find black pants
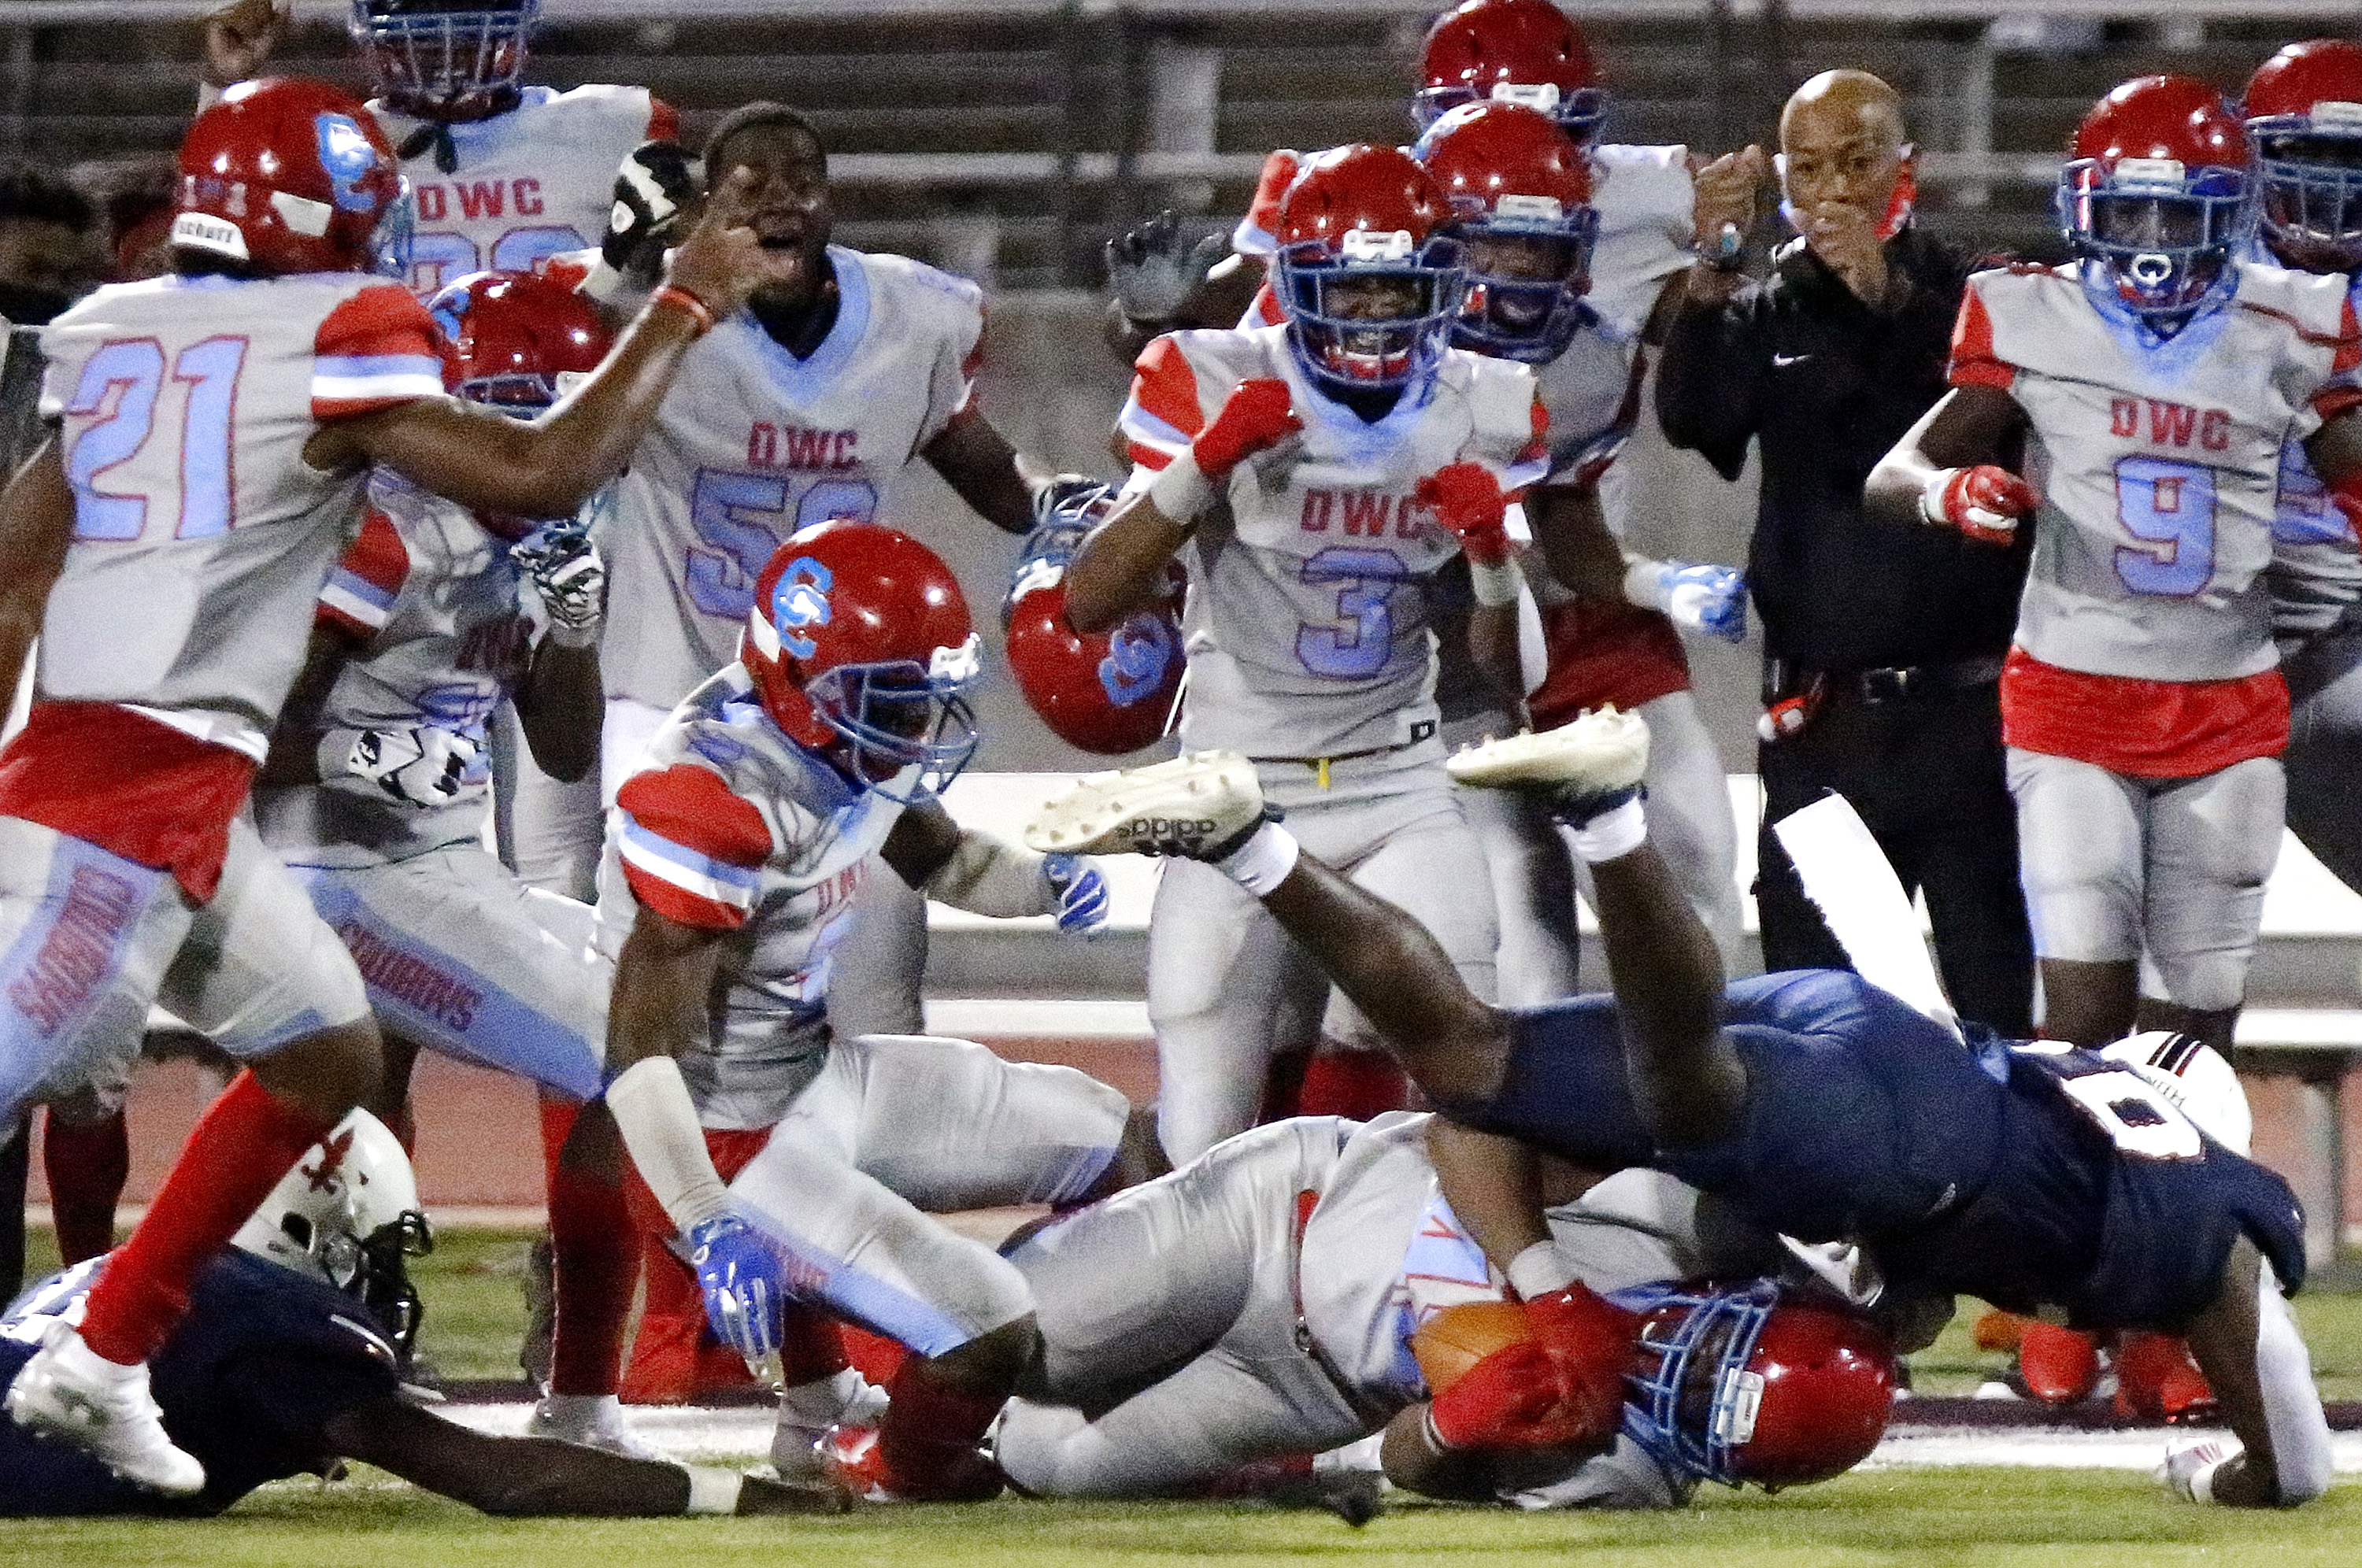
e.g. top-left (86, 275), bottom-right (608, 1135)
top-left (1754, 681), bottom-right (2035, 1036)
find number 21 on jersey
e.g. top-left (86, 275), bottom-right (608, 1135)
top-left (64, 335), bottom-right (249, 542)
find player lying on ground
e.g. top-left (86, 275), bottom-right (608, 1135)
top-left (1028, 710), bottom-right (2333, 1507)
top-left (0, 1110), bottom-right (838, 1518)
top-left (998, 1119), bottom-right (1894, 1506)
top-left (596, 523), bottom-right (1161, 1501)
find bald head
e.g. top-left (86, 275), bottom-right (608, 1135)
top-left (1780, 70), bottom-right (1907, 152)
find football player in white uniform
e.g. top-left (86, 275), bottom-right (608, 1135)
top-left (1868, 75), bottom-right (2362, 1056)
top-left (0, 78), bottom-right (766, 1494)
top-left (1001, 1122), bottom-right (1894, 1507)
top-left (2240, 43), bottom-right (2362, 898)
top-left (1074, 144), bottom-right (1551, 1163)
top-left (253, 270), bottom-right (657, 1459)
top-left (596, 523), bottom-right (1144, 1502)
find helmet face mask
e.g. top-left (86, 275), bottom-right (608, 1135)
top-left (2253, 111), bottom-right (2362, 272)
top-left (1447, 207), bottom-right (1596, 361)
top-left (798, 638), bottom-right (983, 799)
top-left (1624, 1281), bottom-right (1897, 1491)
top-left (350, 0), bottom-right (540, 121)
top-left (1273, 146), bottom-right (1468, 398)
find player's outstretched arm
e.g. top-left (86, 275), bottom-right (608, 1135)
top-left (1065, 488), bottom-right (1195, 632)
top-left (0, 436), bottom-right (73, 705)
top-left (323, 1396), bottom-right (847, 1516)
top-left (921, 410), bottom-right (1039, 535)
top-left (883, 797), bottom-right (1108, 934)
top-left (312, 180), bottom-right (769, 520)
top-left (2179, 1237), bottom-right (2333, 1507)
top-left (1863, 384), bottom-right (2031, 538)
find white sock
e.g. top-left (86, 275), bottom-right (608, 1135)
top-left (1568, 797), bottom-right (1647, 864)
top-left (1214, 821), bottom-right (1299, 895)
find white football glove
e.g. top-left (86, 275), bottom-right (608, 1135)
top-left (328, 726), bottom-right (489, 808)
top-left (513, 525), bottom-right (606, 649)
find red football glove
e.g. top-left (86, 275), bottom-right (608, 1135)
top-left (1427, 1340), bottom-right (1610, 1452)
top-left (1192, 379), bottom-right (1301, 479)
top-left (1924, 464), bottom-right (2035, 546)
top-left (1522, 1283), bottom-right (1642, 1444)
top-left (1415, 461), bottom-right (1512, 567)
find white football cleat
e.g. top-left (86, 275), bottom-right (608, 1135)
top-left (1024, 750), bottom-right (1267, 858)
top-left (772, 1368), bottom-right (890, 1483)
top-left (528, 1392), bottom-right (669, 1463)
top-left (1444, 707), bottom-right (1649, 819)
top-left (4, 1324), bottom-right (205, 1496)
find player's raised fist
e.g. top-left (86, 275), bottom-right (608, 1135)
top-left (202, 0), bottom-right (288, 89)
top-left (1921, 463), bottom-right (2035, 545)
top-left (1692, 144), bottom-right (1772, 253)
top-left (1416, 461), bottom-right (1512, 566)
top-left (664, 166), bottom-right (771, 318)
top-left (1193, 379), bottom-right (1301, 479)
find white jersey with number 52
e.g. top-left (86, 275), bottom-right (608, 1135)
top-left (372, 83), bottom-right (673, 294)
top-left (1949, 261), bottom-right (2360, 682)
top-left (597, 246), bottom-right (984, 711)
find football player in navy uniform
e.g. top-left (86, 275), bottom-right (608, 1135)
top-left (0, 1110), bottom-right (839, 1517)
top-left (1031, 710), bottom-right (2333, 1509)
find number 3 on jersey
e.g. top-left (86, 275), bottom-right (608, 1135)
top-left (1298, 546), bottom-right (1409, 679)
top-left (686, 468), bottom-right (878, 618)
top-left (2112, 455), bottom-right (2219, 597)
top-left (65, 335), bottom-right (249, 542)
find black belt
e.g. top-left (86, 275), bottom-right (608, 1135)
top-left (1768, 653), bottom-right (2005, 706)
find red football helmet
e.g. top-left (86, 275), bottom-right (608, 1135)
top-left (1626, 1282), bottom-right (1897, 1490)
top-left (174, 77), bottom-right (410, 278)
top-left (1004, 483), bottom-right (1184, 756)
top-left (1414, 0), bottom-right (1605, 146)
top-left (1274, 145), bottom-right (1466, 394)
top-left (2057, 76), bottom-right (2253, 333)
top-left (742, 520), bottom-right (983, 797)
top-left (2245, 39), bottom-right (2362, 272)
top-left (426, 270), bottom-right (613, 412)
top-left (1414, 100), bottom-right (1597, 362)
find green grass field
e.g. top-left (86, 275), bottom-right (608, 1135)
top-left (9, 1228), bottom-right (2360, 1566)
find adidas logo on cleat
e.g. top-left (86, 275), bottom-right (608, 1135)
top-left (1115, 817), bottom-right (1220, 845)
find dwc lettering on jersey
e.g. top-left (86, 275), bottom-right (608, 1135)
top-left (1299, 489), bottom-right (1434, 541)
top-left (749, 422), bottom-right (861, 472)
top-left (2108, 398), bottom-right (2234, 453)
top-left (414, 179), bottom-right (546, 223)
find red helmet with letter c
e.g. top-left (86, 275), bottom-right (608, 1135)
top-left (174, 76), bottom-right (411, 279)
top-left (2057, 76), bottom-right (2253, 336)
top-left (426, 269), bottom-right (613, 412)
top-left (741, 521), bottom-right (982, 799)
top-left (1004, 482), bottom-right (1184, 755)
top-left (1625, 1281), bottom-right (1897, 1490)
top-left (2244, 39), bottom-right (2362, 273)
top-left (1414, 0), bottom-right (1605, 146)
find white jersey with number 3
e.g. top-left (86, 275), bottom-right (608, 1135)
top-left (597, 247), bottom-right (984, 711)
top-left (1950, 261), bottom-right (2360, 681)
top-left (1118, 324), bottom-right (1546, 757)
top-left (372, 84), bottom-right (672, 294)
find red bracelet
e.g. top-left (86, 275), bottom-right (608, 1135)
top-left (650, 284), bottom-right (716, 335)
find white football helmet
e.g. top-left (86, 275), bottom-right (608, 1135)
top-left (2100, 1031), bottom-right (2253, 1156)
top-left (233, 1108), bottom-right (434, 1357)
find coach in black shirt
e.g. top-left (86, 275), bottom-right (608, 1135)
top-left (1657, 69), bottom-right (2033, 1034)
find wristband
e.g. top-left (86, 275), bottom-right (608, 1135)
top-left (1916, 468), bottom-right (1959, 528)
top-left (683, 1466), bottom-right (744, 1515)
top-left (650, 283), bottom-right (716, 335)
top-left (1147, 449), bottom-right (1213, 522)
top-left (1214, 820), bottom-right (1299, 897)
top-left (1468, 557), bottom-right (1523, 608)
top-left (605, 1056), bottom-right (732, 1233)
top-left (1506, 1239), bottom-right (1579, 1300)
top-left (1569, 797), bottom-right (1649, 864)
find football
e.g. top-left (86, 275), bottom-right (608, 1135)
top-left (1411, 1300), bottom-right (1538, 1394)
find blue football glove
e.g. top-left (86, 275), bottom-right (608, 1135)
top-left (1658, 563), bottom-right (1748, 645)
top-left (683, 1213), bottom-right (783, 1365)
top-left (1045, 852), bottom-right (1110, 938)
